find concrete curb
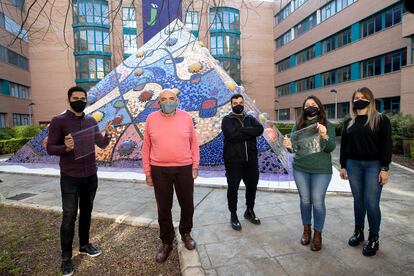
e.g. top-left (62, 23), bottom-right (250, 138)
top-left (391, 161), bottom-right (414, 173)
top-left (175, 229), bottom-right (205, 276)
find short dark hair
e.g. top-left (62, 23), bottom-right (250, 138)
top-left (67, 86), bottom-right (87, 99)
top-left (230, 94), bottom-right (243, 104)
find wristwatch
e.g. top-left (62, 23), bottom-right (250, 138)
top-left (381, 166), bottom-right (389, 172)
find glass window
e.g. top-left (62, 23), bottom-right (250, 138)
top-left (276, 3), bottom-right (291, 24)
top-left (296, 45), bottom-right (315, 65)
top-left (13, 114), bottom-right (30, 126)
top-left (0, 113), bottom-right (6, 128)
top-left (73, 0), bottom-right (109, 25)
top-left (276, 31), bottom-right (291, 48)
top-left (75, 56), bottom-right (111, 81)
top-left (122, 7), bottom-right (136, 28)
top-left (362, 56), bottom-right (381, 78)
top-left (337, 28), bottom-right (351, 48)
top-left (185, 11), bottom-right (199, 31)
top-left (210, 8), bottom-right (240, 31)
top-left (277, 84), bottom-right (290, 96)
top-left (296, 76), bottom-right (315, 93)
top-left (294, 13), bottom-right (316, 37)
top-left (217, 58), bottom-right (241, 84)
top-left (123, 34), bottom-right (137, 54)
top-left (74, 29), bottom-right (110, 53)
top-left (320, 1), bottom-right (335, 22)
top-left (277, 58), bottom-right (290, 72)
top-left (278, 109), bottom-right (290, 121)
top-left (0, 12), bottom-right (5, 29)
top-left (384, 48), bottom-right (407, 73)
top-left (210, 33), bottom-right (240, 56)
top-left (294, 0), bottom-right (307, 10)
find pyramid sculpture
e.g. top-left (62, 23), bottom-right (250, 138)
top-left (9, 20), bottom-right (289, 174)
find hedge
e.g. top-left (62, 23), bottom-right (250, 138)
top-left (0, 138), bottom-right (32, 155)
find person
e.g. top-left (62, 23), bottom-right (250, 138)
top-left (340, 87), bottom-right (392, 256)
top-left (47, 86), bottom-right (114, 276)
top-left (142, 89), bottom-right (200, 263)
top-left (283, 95), bottom-right (336, 251)
top-left (221, 94), bottom-right (264, 231)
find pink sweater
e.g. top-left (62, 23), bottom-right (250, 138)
top-left (142, 109), bottom-right (200, 176)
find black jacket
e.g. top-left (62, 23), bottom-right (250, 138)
top-left (221, 112), bottom-right (264, 163)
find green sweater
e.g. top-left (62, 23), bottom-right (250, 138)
top-left (291, 119), bottom-right (336, 174)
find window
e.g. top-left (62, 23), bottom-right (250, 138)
top-left (294, 107), bottom-right (302, 120)
top-left (385, 4), bottom-right (402, 28)
top-left (2, 14), bottom-right (28, 42)
top-left (320, 1), bottom-right (336, 22)
top-left (74, 29), bottom-right (110, 52)
top-left (376, 97), bottom-right (400, 113)
top-left (337, 28), bottom-right (351, 48)
top-left (13, 114), bottom-right (30, 126)
top-left (210, 33), bottom-right (240, 56)
top-left (185, 11), bottom-right (199, 32)
top-left (296, 76), bottom-right (315, 93)
top-left (296, 45), bottom-right (315, 65)
top-left (75, 56), bottom-right (111, 81)
top-left (210, 8), bottom-right (240, 31)
top-left (277, 109), bottom-right (290, 121)
top-left (322, 36), bottom-right (336, 54)
top-left (322, 65), bottom-right (351, 86)
top-left (275, 3), bottom-right (291, 25)
top-left (411, 37), bottom-right (414, 64)
top-left (361, 56), bottom-right (382, 78)
top-left (277, 58), bottom-right (290, 72)
top-left (294, 0), bottom-right (307, 10)
top-left (324, 104), bottom-right (335, 119)
top-left (9, 82), bottom-right (30, 99)
top-left (122, 7), bottom-right (136, 28)
top-left (0, 45), bottom-right (29, 70)
top-left (337, 102), bottom-right (350, 119)
top-left (217, 58), bottom-right (241, 84)
top-left (123, 34), bottom-right (137, 54)
top-left (277, 84), bottom-right (290, 96)
top-left (384, 48), bottom-right (407, 73)
top-left (0, 113), bottom-right (6, 128)
top-left (294, 13), bottom-right (316, 37)
top-left (276, 31), bottom-right (291, 48)
top-left (10, 0), bottom-right (24, 8)
top-left (362, 3), bottom-right (402, 38)
top-left (73, 0), bottom-right (109, 25)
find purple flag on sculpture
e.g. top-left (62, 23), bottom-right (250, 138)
top-left (142, 0), bottom-right (182, 43)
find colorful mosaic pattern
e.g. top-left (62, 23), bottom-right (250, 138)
top-left (9, 20), bottom-right (289, 174)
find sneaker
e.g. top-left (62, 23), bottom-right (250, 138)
top-left (61, 259), bottom-right (74, 276)
top-left (79, 243), bottom-right (102, 257)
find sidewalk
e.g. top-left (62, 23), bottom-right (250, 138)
top-left (1, 160), bottom-right (413, 275)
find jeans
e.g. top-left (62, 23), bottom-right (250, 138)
top-left (346, 159), bottom-right (382, 235)
top-left (60, 172), bottom-right (98, 260)
top-left (151, 165), bottom-right (194, 244)
top-left (225, 161), bottom-right (260, 213)
top-left (293, 169), bottom-right (332, 232)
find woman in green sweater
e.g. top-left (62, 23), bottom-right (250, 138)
top-left (283, 95), bottom-right (336, 251)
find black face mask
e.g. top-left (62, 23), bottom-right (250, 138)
top-left (353, 100), bottom-right (370, 110)
top-left (70, 100), bottom-right (87, 113)
top-left (232, 104), bottom-right (244, 114)
top-left (304, 106), bottom-right (319, 117)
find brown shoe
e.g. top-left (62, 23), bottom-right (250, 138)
top-left (155, 244), bottom-right (173, 263)
top-left (311, 230), bottom-right (322, 251)
top-left (301, 224), bottom-right (311, 245)
top-left (181, 233), bottom-right (196, 250)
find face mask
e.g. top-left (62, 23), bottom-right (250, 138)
top-left (160, 101), bottom-right (178, 114)
top-left (70, 100), bottom-right (87, 113)
top-left (353, 99), bottom-right (370, 110)
top-left (304, 106), bottom-right (319, 117)
top-left (232, 104), bottom-right (244, 114)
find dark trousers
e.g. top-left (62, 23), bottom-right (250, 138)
top-left (225, 160), bottom-right (259, 213)
top-left (60, 172), bottom-right (98, 260)
top-left (151, 165), bottom-right (194, 245)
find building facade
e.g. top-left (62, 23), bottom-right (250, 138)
top-left (274, 0), bottom-right (414, 121)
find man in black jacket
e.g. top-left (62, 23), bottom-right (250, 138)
top-left (221, 94), bottom-right (264, 230)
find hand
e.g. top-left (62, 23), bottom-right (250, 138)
top-left (317, 123), bottom-right (328, 138)
top-left (378, 170), bottom-right (389, 186)
top-left (105, 121), bottom-right (114, 136)
top-left (340, 168), bottom-right (348, 180)
top-left (146, 175), bottom-right (153, 187)
top-left (192, 168), bottom-right (198, 179)
top-left (64, 134), bottom-right (74, 152)
top-left (283, 135), bottom-right (292, 149)
top-left (43, 137), bottom-right (48, 148)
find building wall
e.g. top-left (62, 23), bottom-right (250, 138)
top-left (273, 0), bottom-right (413, 121)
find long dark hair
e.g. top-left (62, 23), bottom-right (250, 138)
top-left (296, 95), bottom-right (328, 130)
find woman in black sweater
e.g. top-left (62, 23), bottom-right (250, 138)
top-left (340, 87), bottom-right (392, 257)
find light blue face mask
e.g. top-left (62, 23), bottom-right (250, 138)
top-left (160, 100), bottom-right (178, 114)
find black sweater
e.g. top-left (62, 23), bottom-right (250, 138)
top-left (340, 114), bottom-right (392, 168)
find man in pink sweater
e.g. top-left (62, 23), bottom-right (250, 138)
top-left (142, 89), bottom-right (200, 263)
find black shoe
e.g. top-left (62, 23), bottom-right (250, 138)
top-left (231, 212), bottom-right (242, 231)
top-left (348, 226), bottom-right (364, 246)
top-left (79, 243), bottom-right (102, 257)
top-left (362, 233), bottom-right (379, 256)
top-left (61, 259), bottom-right (74, 276)
top-left (244, 208), bottom-right (261, 225)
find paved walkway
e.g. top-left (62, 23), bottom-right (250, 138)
top-left (0, 142), bottom-right (413, 275)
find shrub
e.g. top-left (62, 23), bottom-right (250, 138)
top-left (12, 126), bottom-right (44, 138)
top-left (0, 138), bottom-right (31, 155)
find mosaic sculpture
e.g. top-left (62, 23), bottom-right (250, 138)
top-left (9, 20), bottom-right (289, 175)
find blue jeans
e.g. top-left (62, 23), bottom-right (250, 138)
top-left (346, 159), bottom-right (382, 235)
top-left (293, 169), bottom-right (332, 232)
